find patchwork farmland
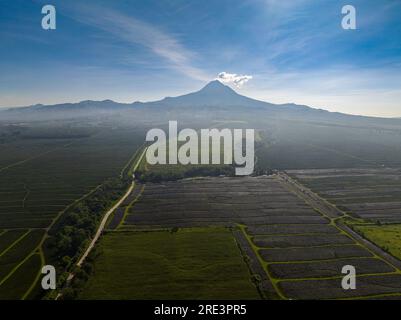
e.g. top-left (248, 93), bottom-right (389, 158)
top-left (0, 127), bottom-right (144, 299)
top-left (123, 177), bottom-right (324, 228)
top-left (81, 175), bottom-right (401, 300)
top-left (287, 168), bottom-right (401, 223)
top-left (3, 125), bottom-right (401, 300)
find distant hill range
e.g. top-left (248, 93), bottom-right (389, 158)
top-left (2, 80), bottom-right (312, 111)
top-left (2, 80), bottom-right (401, 128)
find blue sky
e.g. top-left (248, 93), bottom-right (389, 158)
top-left (1, 0), bottom-right (401, 117)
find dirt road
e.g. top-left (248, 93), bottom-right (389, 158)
top-left (277, 172), bottom-right (401, 272)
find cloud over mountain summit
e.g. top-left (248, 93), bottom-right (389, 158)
top-left (217, 72), bottom-right (253, 87)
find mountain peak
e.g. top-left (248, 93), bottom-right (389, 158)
top-left (200, 80), bottom-right (236, 94)
top-left (152, 79), bottom-right (259, 108)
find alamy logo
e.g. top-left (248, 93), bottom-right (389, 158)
top-left (145, 121), bottom-right (255, 176)
top-left (342, 5), bottom-right (357, 30)
top-left (41, 265), bottom-right (56, 290)
top-left (341, 265), bottom-right (356, 290)
top-left (41, 5), bottom-right (56, 30)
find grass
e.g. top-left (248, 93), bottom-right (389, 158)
top-left (354, 224), bottom-right (401, 260)
top-left (0, 253), bottom-right (41, 300)
top-left (0, 128), bottom-right (144, 229)
top-left (137, 136), bottom-right (234, 181)
top-left (0, 125), bottom-right (146, 299)
top-left (79, 228), bottom-right (259, 300)
top-left (0, 230), bottom-right (44, 282)
top-left (0, 230), bottom-right (28, 254)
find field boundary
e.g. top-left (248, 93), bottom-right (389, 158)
top-left (0, 229), bottom-right (30, 258)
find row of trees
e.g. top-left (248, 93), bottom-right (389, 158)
top-left (136, 165), bottom-right (273, 183)
top-left (44, 177), bottom-right (129, 299)
top-left (136, 165), bottom-right (236, 182)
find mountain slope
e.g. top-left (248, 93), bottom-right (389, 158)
top-left (2, 80), bottom-right (401, 128)
top-left (147, 80), bottom-right (275, 108)
top-left (1, 80), bottom-right (310, 113)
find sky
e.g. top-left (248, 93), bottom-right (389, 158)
top-left (0, 0), bottom-right (401, 117)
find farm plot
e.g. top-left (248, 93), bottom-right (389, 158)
top-left (0, 229), bottom-right (44, 281)
top-left (255, 119), bottom-right (401, 170)
top-left (268, 258), bottom-right (394, 279)
top-left (0, 126), bottom-right (145, 299)
top-left (237, 170), bottom-right (401, 299)
top-left (79, 228), bottom-right (259, 300)
top-left (246, 212), bottom-right (401, 299)
top-left (259, 245), bottom-right (372, 262)
top-left (287, 168), bottom-right (401, 223)
top-left (124, 176), bottom-right (324, 228)
top-left (0, 253), bottom-right (41, 300)
top-left (353, 224), bottom-right (401, 261)
top-left (247, 224), bottom-right (338, 236)
top-left (252, 234), bottom-right (354, 248)
top-left (0, 230), bottom-right (28, 253)
top-left (115, 175), bottom-right (401, 299)
top-left (279, 274), bottom-right (401, 299)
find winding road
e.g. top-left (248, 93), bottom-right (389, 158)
top-left (76, 182), bottom-right (135, 268)
top-left (59, 147), bottom-right (147, 294)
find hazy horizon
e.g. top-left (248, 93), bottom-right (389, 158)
top-left (1, 79), bottom-right (401, 119)
top-left (1, 0), bottom-right (401, 117)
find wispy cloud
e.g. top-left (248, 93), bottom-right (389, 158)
top-left (217, 72), bottom-right (253, 87)
top-left (63, 3), bottom-right (209, 81)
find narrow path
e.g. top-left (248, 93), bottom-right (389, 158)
top-left (22, 247), bottom-right (45, 300)
top-left (117, 184), bottom-right (145, 229)
top-left (63, 147), bottom-right (147, 286)
top-left (76, 182), bottom-right (135, 268)
top-left (337, 221), bottom-right (401, 270)
top-left (0, 229), bottom-right (30, 258)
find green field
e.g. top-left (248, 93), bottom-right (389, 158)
top-left (80, 228), bottom-right (259, 299)
top-left (255, 119), bottom-right (401, 170)
top-left (354, 224), bottom-right (401, 260)
top-left (0, 123), bottom-right (145, 299)
top-left (136, 136), bottom-right (234, 182)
